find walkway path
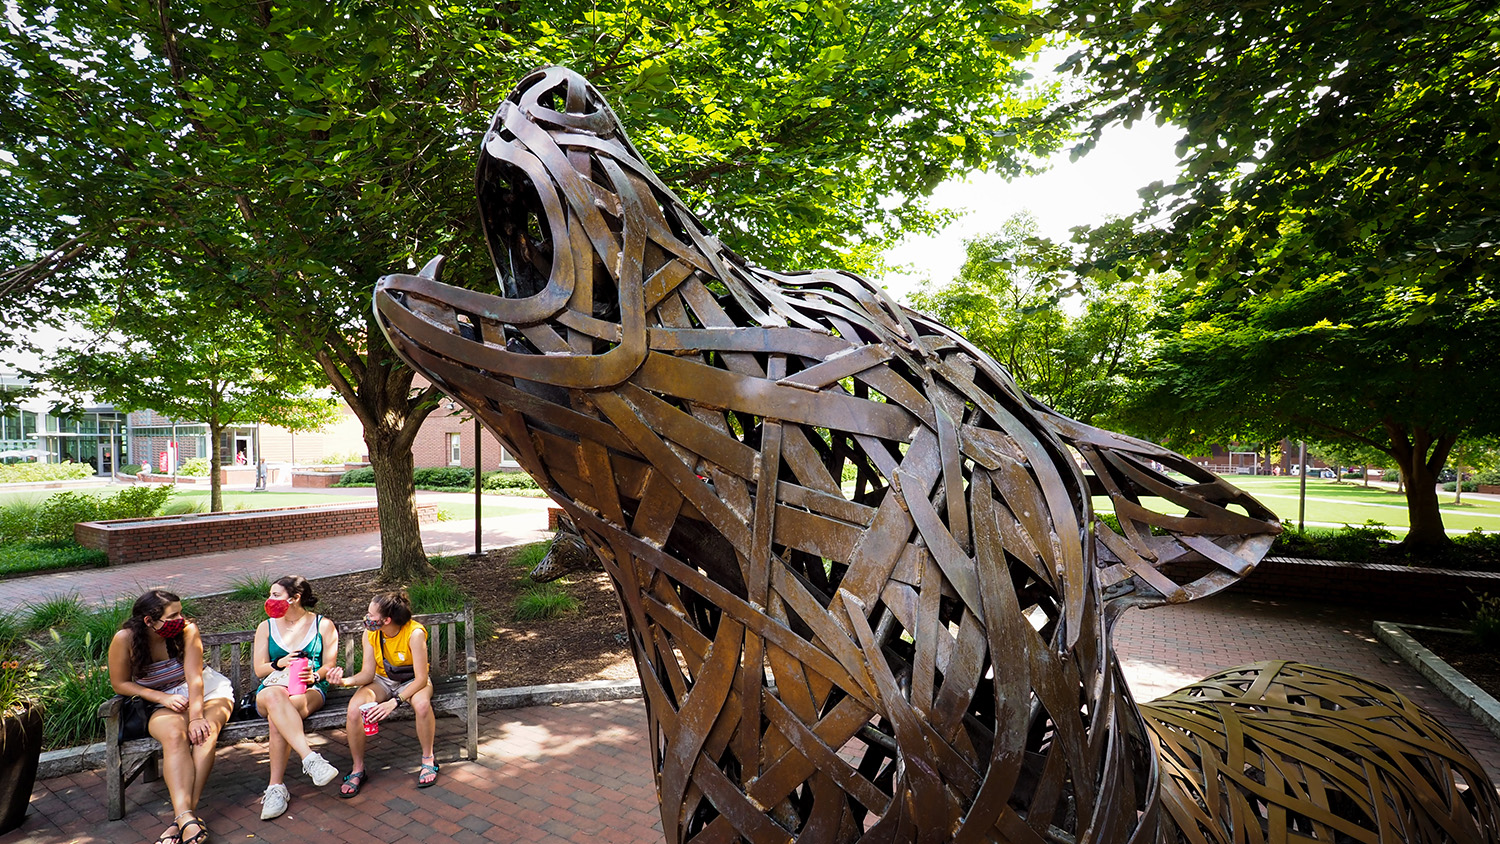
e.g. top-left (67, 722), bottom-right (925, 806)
top-left (0, 493), bottom-right (554, 612)
top-left (12, 590), bottom-right (1500, 843)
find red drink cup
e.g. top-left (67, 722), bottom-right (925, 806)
top-left (360, 702), bottom-right (379, 736)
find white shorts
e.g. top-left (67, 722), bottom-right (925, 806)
top-left (165, 667), bottom-right (235, 703)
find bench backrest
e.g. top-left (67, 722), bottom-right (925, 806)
top-left (199, 607), bottom-right (475, 702)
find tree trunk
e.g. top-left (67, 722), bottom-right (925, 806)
top-left (366, 425), bottom-right (433, 583)
top-left (208, 415), bottom-right (224, 513)
top-left (1386, 421), bottom-right (1455, 550)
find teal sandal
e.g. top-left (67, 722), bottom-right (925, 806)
top-left (339, 770), bottom-right (367, 798)
top-left (416, 755), bottom-right (439, 788)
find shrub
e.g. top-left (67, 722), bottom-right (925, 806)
top-left (1474, 470), bottom-right (1500, 486)
top-left (1271, 521), bottom-right (1394, 562)
top-left (225, 574), bottom-right (272, 602)
top-left (177, 457), bottom-right (210, 477)
top-left (0, 463), bottom-right (94, 484)
top-left (37, 654), bottom-right (112, 749)
top-left (335, 467), bottom-right (376, 486)
top-left (408, 575), bottom-right (467, 614)
top-left (1470, 592), bottom-right (1500, 650)
top-left (0, 497), bottom-right (44, 544)
top-left (119, 463), bottom-right (144, 476)
top-left (511, 541), bottom-right (550, 572)
top-left (160, 497), bottom-right (209, 515)
top-left (481, 471), bottom-right (541, 491)
top-left (1442, 480), bottom-right (1480, 493)
top-left (0, 541), bottom-right (108, 576)
top-left (24, 594), bottom-right (87, 632)
top-left (514, 583), bottom-right (578, 621)
top-left (1341, 471), bottom-right (1362, 479)
top-left (1381, 469), bottom-right (1401, 483)
top-left (413, 467), bottom-right (475, 488)
top-left (34, 492), bottom-right (103, 541)
top-left (97, 485), bottom-right (173, 520)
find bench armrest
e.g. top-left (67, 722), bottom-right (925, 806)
top-left (98, 694), bottom-right (127, 720)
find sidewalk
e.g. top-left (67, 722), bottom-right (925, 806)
top-left (10, 590), bottom-right (1500, 844)
top-left (0, 494), bottom-right (554, 612)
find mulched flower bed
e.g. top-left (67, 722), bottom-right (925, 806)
top-left (1408, 628), bottom-right (1500, 702)
top-left (186, 543), bottom-right (635, 689)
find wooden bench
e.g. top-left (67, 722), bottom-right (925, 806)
top-left (97, 607), bottom-right (478, 820)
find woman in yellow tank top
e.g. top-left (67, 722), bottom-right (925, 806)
top-left (325, 591), bottom-right (437, 795)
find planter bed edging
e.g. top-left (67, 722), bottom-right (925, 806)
top-left (35, 678), bottom-right (643, 779)
top-left (1373, 620), bottom-right (1500, 742)
top-left (75, 502), bottom-right (442, 566)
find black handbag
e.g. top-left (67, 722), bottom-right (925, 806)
top-left (119, 696), bottom-right (154, 742)
top-left (232, 687), bottom-right (259, 722)
top-left (379, 633), bottom-right (417, 683)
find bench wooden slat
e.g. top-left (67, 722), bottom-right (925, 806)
top-left (100, 606), bottom-right (478, 820)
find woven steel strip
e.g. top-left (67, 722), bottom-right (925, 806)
top-left (374, 66), bottom-right (1500, 844)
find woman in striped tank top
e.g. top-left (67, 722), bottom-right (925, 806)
top-left (107, 590), bottom-right (234, 844)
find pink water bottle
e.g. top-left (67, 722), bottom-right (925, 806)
top-left (287, 656), bottom-right (309, 696)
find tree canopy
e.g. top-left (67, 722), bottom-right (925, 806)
top-left (43, 295), bottom-right (337, 512)
top-left (1119, 270), bottom-right (1500, 546)
top-left (1, 0), bottom-right (1059, 579)
top-left (1036, 0), bottom-right (1500, 548)
top-left (909, 214), bottom-right (1165, 427)
top-left (1048, 0), bottom-right (1499, 304)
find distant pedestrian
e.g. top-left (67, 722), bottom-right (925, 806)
top-left (255, 458), bottom-right (268, 490)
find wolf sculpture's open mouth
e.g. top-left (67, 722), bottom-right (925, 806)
top-left (375, 67), bottom-right (654, 391)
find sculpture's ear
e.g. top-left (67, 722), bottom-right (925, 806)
top-left (1037, 406), bottom-right (1281, 610)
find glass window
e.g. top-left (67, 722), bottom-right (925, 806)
top-left (448, 433), bottom-right (462, 466)
top-left (21, 411), bottom-right (36, 439)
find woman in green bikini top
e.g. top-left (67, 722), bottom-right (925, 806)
top-left (251, 575), bottom-right (341, 820)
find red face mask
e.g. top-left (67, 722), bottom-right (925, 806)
top-left (264, 598), bottom-right (290, 618)
top-left (156, 617), bottom-right (186, 639)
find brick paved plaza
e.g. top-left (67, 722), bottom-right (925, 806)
top-left (9, 589), bottom-right (1499, 844)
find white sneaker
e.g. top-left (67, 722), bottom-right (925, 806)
top-left (260, 783), bottom-right (290, 820)
top-left (302, 752), bottom-right (338, 787)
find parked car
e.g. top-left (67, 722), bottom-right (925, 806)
top-left (1318, 468), bottom-right (1336, 479)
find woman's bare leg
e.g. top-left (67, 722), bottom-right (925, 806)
top-left (148, 710), bottom-right (195, 823)
top-left (187, 698), bottom-right (233, 809)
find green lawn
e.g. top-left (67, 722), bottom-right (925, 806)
top-left (1094, 476), bottom-right (1500, 534)
top-left (435, 500), bottom-right (536, 521)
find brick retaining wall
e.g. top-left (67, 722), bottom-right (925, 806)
top-left (1231, 556), bottom-right (1500, 607)
top-left (291, 471), bottom-right (343, 489)
top-left (75, 503), bottom-right (442, 566)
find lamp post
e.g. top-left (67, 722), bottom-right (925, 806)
top-left (473, 414), bottom-right (482, 559)
top-left (445, 398), bottom-right (484, 559)
top-left (1297, 440), bottom-right (1308, 533)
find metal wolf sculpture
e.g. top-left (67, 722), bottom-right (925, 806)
top-left (376, 67), bottom-right (1499, 844)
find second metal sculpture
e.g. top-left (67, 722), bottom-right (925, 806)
top-left (376, 67), bottom-right (1499, 843)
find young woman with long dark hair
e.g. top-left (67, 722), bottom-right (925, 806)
top-left (107, 589), bottom-right (233, 844)
top-left (251, 575), bottom-right (340, 819)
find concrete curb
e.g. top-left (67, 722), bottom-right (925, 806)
top-left (36, 679), bottom-right (643, 780)
top-left (1373, 620), bottom-right (1500, 742)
